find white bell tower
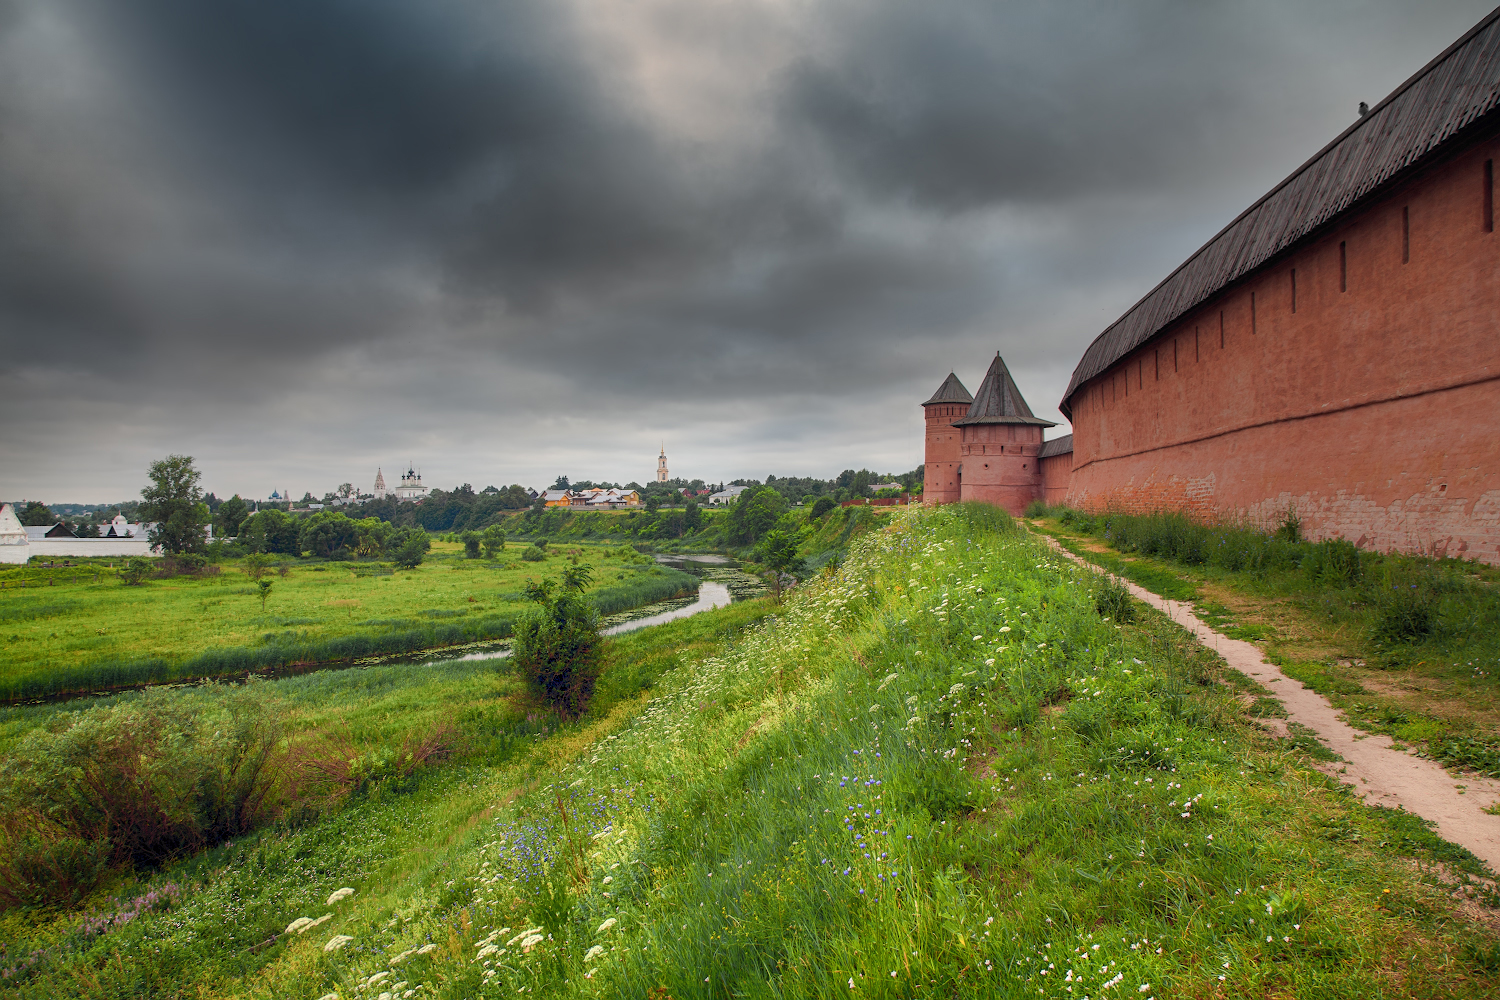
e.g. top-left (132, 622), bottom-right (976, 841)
top-left (657, 444), bottom-right (669, 482)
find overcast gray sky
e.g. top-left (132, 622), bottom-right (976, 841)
top-left (2, 0), bottom-right (1494, 502)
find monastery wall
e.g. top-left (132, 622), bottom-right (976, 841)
top-left (1039, 451), bottom-right (1073, 507)
top-left (1065, 139), bottom-right (1500, 563)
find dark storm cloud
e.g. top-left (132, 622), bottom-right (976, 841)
top-left (1, 0), bottom-right (1495, 498)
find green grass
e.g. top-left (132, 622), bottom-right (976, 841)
top-left (2, 505), bottom-right (1497, 998)
top-left (0, 543), bottom-right (699, 702)
top-left (1039, 508), bottom-right (1500, 778)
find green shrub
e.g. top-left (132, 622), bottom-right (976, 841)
top-left (511, 590), bottom-right (603, 717)
top-left (521, 545), bottom-right (547, 562)
top-left (1304, 538), bottom-right (1363, 586)
top-left (1369, 580), bottom-right (1440, 645)
top-left (810, 496), bottom-right (837, 520)
top-left (1023, 499), bottom-right (1049, 518)
top-left (461, 531), bottom-right (481, 559)
top-left (389, 527), bottom-right (431, 569)
top-left (0, 693), bottom-right (288, 908)
top-left (119, 557), bottom-right (153, 586)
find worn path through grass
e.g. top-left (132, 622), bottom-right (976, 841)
top-left (1039, 533), bottom-right (1500, 868)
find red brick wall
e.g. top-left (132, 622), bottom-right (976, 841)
top-left (1065, 137), bottom-right (1500, 563)
top-left (1040, 451), bottom-right (1073, 506)
top-left (923, 402), bottom-right (969, 505)
top-left (958, 423), bottom-right (1044, 515)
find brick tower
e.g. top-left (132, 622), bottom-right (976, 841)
top-left (953, 353), bottom-right (1056, 515)
top-left (922, 372), bottom-right (973, 504)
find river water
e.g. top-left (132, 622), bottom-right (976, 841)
top-left (447, 580), bottom-right (733, 662)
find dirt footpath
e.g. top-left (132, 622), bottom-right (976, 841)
top-left (1044, 538), bottom-right (1500, 872)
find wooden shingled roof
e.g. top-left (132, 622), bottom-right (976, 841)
top-left (954, 353), bottom-right (1056, 427)
top-left (1060, 5), bottom-right (1500, 418)
top-left (923, 371), bottom-right (974, 406)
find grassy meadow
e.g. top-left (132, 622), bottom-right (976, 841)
top-left (1034, 507), bottom-right (1500, 778)
top-left (3, 504), bottom-right (1498, 998)
top-left (0, 541), bottom-right (698, 702)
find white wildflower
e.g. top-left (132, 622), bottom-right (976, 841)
top-left (416, 943), bottom-right (439, 955)
top-left (327, 887), bottom-right (356, 905)
top-left (869, 705), bottom-right (881, 713)
top-left (390, 948), bottom-right (416, 964)
top-left (284, 917), bottom-right (314, 935)
top-left (508, 928), bottom-right (543, 946)
top-left (476, 945), bottom-right (498, 959)
top-left (521, 934), bottom-right (545, 952)
top-left (366, 971), bottom-right (391, 987)
top-left (878, 673), bottom-right (898, 690)
top-left (323, 934), bottom-right (353, 953)
top-left (948, 683), bottom-right (966, 696)
top-left (602, 876), bottom-right (613, 884)
top-left (999, 626), bottom-right (1011, 632)
top-left (584, 945), bottom-right (606, 962)
top-left (598, 917), bottom-right (618, 932)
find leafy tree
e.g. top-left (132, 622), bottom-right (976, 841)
top-left (810, 496), bottom-right (837, 520)
top-left (684, 500), bottom-right (702, 532)
top-left (757, 530), bottom-right (807, 602)
top-left (255, 579), bottom-right (273, 611)
top-left (214, 495), bottom-right (249, 538)
top-left (551, 475), bottom-right (570, 490)
top-left (301, 511), bottom-right (359, 559)
top-left (560, 564), bottom-right (593, 592)
top-left (511, 587), bottom-right (602, 717)
top-left (140, 455), bottom-right (209, 555)
top-left (18, 501), bottom-right (54, 526)
top-left (389, 527), bottom-right (431, 569)
top-left (336, 483), bottom-right (356, 502)
top-left (239, 509), bottom-right (302, 555)
top-left (352, 518), bottom-right (392, 558)
top-left (724, 485), bottom-right (787, 544)
top-left (644, 493), bottom-right (661, 512)
top-left (461, 530), bottom-right (481, 559)
top-left (481, 524), bottom-right (506, 558)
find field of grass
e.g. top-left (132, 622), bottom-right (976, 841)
top-left (3, 504), bottom-right (1498, 998)
top-left (0, 542), bottom-right (698, 702)
top-left (1035, 508), bottom-right (1500, 777)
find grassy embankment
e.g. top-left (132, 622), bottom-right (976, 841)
top-left (5, 504), bottom-right (1499, 997)
top-left (0, 541), bottom-right (698, 702)
top-left (1034, 507), bottom-right (1500, 777)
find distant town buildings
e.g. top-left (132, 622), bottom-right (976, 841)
top-left (0, 504), bottom-right (159, 561)
top-left (708, 485), bottom-right (749, 505)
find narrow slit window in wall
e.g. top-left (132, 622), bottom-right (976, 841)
top-left (1339, 241), bottom-right (1347, 292)
top-left (1219, 310), bottom-right (1225, 348)
top-left (1402, 206), bottom-right (1410, 263)
top-left (1486, 159), bottom-right (1494, 233)
top-left (1290, 269), bottom-right (1297, 312)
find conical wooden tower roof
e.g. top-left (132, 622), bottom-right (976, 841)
top-left (953, 353), bottom-right (1056, 427)
top-left (922, 372), bottom-right (973, 406)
